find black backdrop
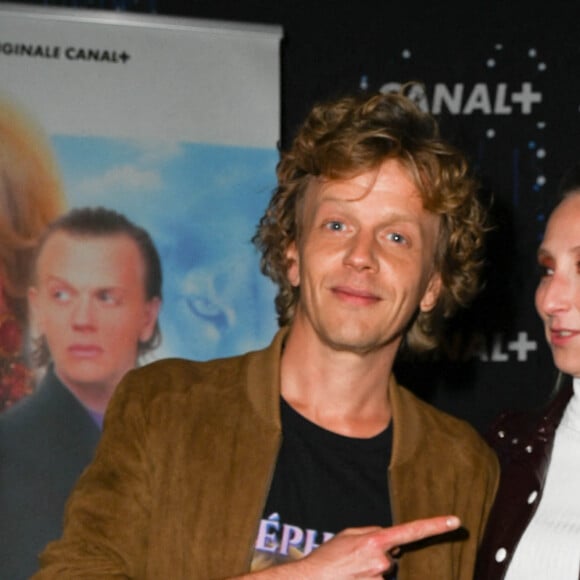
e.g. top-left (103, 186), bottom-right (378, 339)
top-left (7, 0), bottom-right (580, 432)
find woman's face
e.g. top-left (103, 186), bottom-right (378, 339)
top-left (535, 192), bottom-right (580, 377)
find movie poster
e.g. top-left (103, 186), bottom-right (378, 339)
top-left (0, 4), bottom-right (282, 410)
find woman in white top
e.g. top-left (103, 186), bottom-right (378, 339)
top-left (475, 164), bottom-right (580, 580)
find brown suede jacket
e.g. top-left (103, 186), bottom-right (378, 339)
top-left (34, 329), bottom-right (498, 580)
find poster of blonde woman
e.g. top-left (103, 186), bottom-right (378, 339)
top-left (0, 4), bottom-right (282, 364)
top-left (0, 5), bottom-right (281, 578)
top-left (0, 98), bottom-right (67, 412)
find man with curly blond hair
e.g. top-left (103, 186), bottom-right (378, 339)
top-left (35, 90), bottom-right (499, 580)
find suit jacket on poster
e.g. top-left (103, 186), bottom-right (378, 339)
top-left (0, 366), bottom-right (101, 580)
top-left (34, 329), bottom-right (499, 580)
top-left (475, 377), bottom-right (577, 580)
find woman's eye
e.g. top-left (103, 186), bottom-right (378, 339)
top-left (537, 264), bottom-right (553, 277)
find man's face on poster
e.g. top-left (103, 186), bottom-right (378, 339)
top-left (29, 231), bottom-right (160, 396)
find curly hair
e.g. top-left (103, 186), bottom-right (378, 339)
top-left (0, 99), bottom-right (66, 328)
top-left (253, 88), bottom-right (486, 352)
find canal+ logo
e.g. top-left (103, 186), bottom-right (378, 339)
top-left (380, 82), bottom-right (542, 116)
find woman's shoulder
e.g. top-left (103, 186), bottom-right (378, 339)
top-left (485, 378), bottom-right (574, 464)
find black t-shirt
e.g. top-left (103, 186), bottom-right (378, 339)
top-left (251, 397), bottom-right (393, 571)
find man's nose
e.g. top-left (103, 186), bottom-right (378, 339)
top-left (343, 230), bottom-right (379, 272)
top-left (71, 295), bottom-right (96, 329)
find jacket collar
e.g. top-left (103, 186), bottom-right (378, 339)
top-left (245, 326), bottom-right (288, 432)
top-left (248, 329), bottom-right (413, 448)
top-left (389, 374), bottom-right (421, 466)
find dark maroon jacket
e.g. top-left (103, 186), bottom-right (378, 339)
top-left (475, 376), bottom-right (576, 579)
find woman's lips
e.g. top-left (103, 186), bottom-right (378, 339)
top-left (549, 328), bottom-right (579, 347)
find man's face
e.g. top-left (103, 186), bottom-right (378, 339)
top-left (29, 232), bottom-right (160, 397)
top-left (286, 158), bottom-right (442, 356)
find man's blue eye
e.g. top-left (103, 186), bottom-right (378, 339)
top-left (326, 221), bottom-right (345, 231)
top-left (53, 289), bottom-right (71, 302)
top-left (387, 232), bottom-right (406, 244)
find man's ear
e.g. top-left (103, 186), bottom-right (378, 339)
top-left (27, 286), bottom-right (42, 335)
top-left (286, 241), bottom-right (300, 287)
top-left (419, 273), bottom-right (442, 312)
top-left (139, 297), bottom-right (162, 343)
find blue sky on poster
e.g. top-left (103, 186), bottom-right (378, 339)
top-left (51, 134), bottom-right (279, 362)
